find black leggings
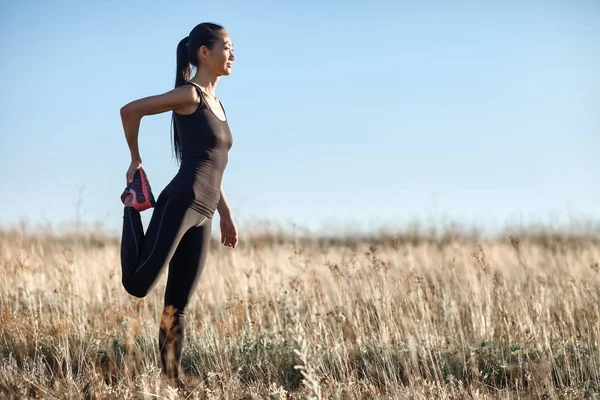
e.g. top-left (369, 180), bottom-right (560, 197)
top-left (120, 191), bottom-right (212, 382)
top-left (120, 192), bottom-right (213, 311)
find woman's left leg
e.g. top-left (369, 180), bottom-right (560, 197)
top-left (158, 214), bottom-right (213, 386)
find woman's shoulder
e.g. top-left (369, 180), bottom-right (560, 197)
top-left (172, 83), bottom-right (204, 116)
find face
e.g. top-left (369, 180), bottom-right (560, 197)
top-left (200, 30), bottom-right (235, 76)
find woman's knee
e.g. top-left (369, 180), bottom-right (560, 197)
top-left (121, 276), bottom-right (150, 298)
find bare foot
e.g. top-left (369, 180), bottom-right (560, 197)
top-left (162, 375), bottom-right (187, 394)
top-left (174, 378), bottom-right (187, 392)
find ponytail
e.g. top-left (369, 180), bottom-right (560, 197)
top-left (175, 36), bottom-right (190, 88)
top-left (171, 36), bottom-right (190, 164)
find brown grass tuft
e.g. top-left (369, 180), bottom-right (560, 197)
top-left (0, 224), bottom-right (599, 398)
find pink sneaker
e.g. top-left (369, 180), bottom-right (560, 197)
top-left (120, 168), bottom-right (156, 212)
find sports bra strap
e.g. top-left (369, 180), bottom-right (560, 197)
top-left (184, 81), bottom-right (204, 101)
top-left (184, 81), bottom-right (227, 119)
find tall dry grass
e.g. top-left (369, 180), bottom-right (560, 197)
top-left (1, 223), bottom-right (599, 399)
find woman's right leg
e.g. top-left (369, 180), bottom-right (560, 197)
top-left (120, 193), bottom-right (200, 298)
top-left (159, 215), bottom-right (213, 386)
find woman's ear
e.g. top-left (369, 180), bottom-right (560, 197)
top-left (199, 45), bottom-right (208, 61)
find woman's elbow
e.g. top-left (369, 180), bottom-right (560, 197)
top-left (120, 103), bottom-right (133, 120)
top-left (120, 100), bottom-right (143, 121)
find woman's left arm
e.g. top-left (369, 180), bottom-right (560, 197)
top-left (217, 185), bottom-right (231, 218)
top-left (218, 185), bottom-right (238, 248)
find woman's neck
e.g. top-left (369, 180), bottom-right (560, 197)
top-left (190, 69), bottom-right (220, 96)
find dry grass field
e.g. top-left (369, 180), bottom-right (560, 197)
top-left (1, 223), bottom-right (600, 399)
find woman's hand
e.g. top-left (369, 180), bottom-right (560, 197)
top-left (126, 159), bottom-right (142, 184)
top-left (220, 214), bottom-right (238, 248)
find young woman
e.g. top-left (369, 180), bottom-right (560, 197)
top-left (118, 22), bottom-right (237, 390)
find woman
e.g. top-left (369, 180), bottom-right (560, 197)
top-left (118, 22), bottom-right (237, 390)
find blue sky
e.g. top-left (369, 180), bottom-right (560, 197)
top-left (1, 0), bottom-right (598, 235)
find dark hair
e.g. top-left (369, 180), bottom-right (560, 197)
top-left (171, 22), bottom-right (225, 164)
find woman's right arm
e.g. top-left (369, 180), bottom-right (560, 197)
top-left (120, 85), bottom-right (198, 181)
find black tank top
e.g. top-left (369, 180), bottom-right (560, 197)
top-left (163, 82), bottom-right (233, 217)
